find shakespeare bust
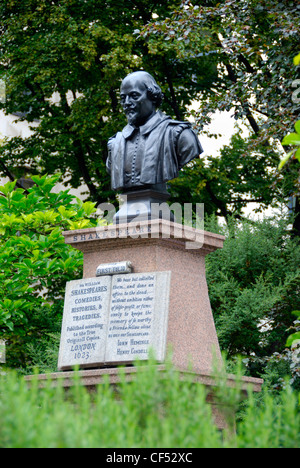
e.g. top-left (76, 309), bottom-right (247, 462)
top-left (106, 71), bottom-right (203, 193)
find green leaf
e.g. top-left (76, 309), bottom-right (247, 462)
top-left (0, 181), bottom-right (17, 196)
top-left (286, 332), bottom-right (300, 347)
top-left (0, 197), bottom-right (8, 207)
top-left (58, 205), bottom-right (77, 219)
top-left (282, 133), bottom-right (300, 146)
top-left (6, 321), bottom-right (14, 331)
top-left (82, 201), bottom-right (97, 216)
top-left (63, 257), bottom-right (78, 269)
top-left (293, 53), bottom-right (300, 66)
top-left (67, 219), bottom-right (91, 230)
top-left (21, 213), bottom-right (34, 224)
top-left (295, 120), bottom-right (300, 135)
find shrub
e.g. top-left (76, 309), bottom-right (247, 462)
top-left (0, 174), bottom-right (98, 370)
top-left (0, 361), bottom-right (299, 448)
top-left (206, 216), bottom-right (300, 387)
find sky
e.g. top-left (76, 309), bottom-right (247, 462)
top-left (199, 110), bottom-right (249, 157)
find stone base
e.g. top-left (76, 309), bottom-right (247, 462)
top-left (26, 219), bottom-right (264, 431)
top-left (114, 189), bottom-right (175, 224)
top-left (63, 220), bottom-right (225, 374)
top-left (25, 366), bottom-right (263, 430)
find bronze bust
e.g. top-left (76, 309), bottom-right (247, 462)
top-left (107, 71), bottom-right (203, 193)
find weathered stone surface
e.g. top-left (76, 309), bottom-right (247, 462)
top-left (105, 271), bottom-right (170, 364)
top-left (58, 271), bottom-right (171, 370)
top-left (58, 276), bottom-right (111, 370)
top-left (63, 220), bottom-right (225, 373)
top-left (96, 261), bottom-right (132, 277)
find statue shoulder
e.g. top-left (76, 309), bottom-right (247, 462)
top-left (164, 119), bottom-right (203, 159)
top-left (108, 133), bottom-right (117, 147)
top-left (165, 119), bottom-right (193, 137)
top-left (169, 119), bottom-right (191, 127)
top-left (108, 131), bottom-right (123, 151)
top-left (166, 121), bottom-right (193, 145)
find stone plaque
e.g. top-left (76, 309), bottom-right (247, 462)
top-left (58, 271), bottom-right (171, 370)
top-left (58, 276), bottom-right (112, 370)
top-left (96, 261), bottom-right (132, 277)
top-left (105, 272), bottom-right (171, 363)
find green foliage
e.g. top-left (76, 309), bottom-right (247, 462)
top-left (278, 50), bottom-right (300, 171)
top-left (169, 131), bottom-right (281, 220)
top-left (235, 385), bottom-right (300, 448)
top-left (0, 361), bottom-right (299, 448)
top-left (279, 121), bottom-right (300, 169)
top-left (294, 54), bottom-right (300, 66)
top-left (144, 0), bottom-right (300, 230)
top-left (284, 311), bottom-right (300, 389)
top-left (144, 0), bottom-right (299, 140)
top-left (0, 0), bottom-right (298, 229)
top-left (0, 0), bottom-right (216, 205)
top-left (0, 174), bottom-right (97, 369)
top-left (286, 311), bottom-right (300, 348)
top-left (205, 216), bottom-right (300, 386)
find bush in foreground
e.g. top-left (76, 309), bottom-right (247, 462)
top-left (0, 361), bottom-right (299, 448)
top-left (0, 174), bottom-right (97, 370)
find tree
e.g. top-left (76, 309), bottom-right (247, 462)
top-left (142, 0), bottom-right (300, 230)
top-left (0, 174), bottom-right (97, 369)
top-left (168, 131), bottom-right (282, 221)
top-left (205, 215), bottom-right (300, 387)
top-left (0, 0), bottom-right (217, 206)
top-left (0, 0), bottom-right (299, 228)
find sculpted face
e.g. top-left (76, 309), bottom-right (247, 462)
top-left (120, 73), bottom-right (156, 127)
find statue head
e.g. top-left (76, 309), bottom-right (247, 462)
top-left (120, 71), bottom-right (164, 127)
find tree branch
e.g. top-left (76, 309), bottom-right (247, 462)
top-left (0, 159), bottom-right (29, 193)
top-left (237, 53), bottom-right (255, 74)
top-left (162, 58), bottom-right (184, 121)
top-left (225, 63), bottom-right (260, 135)
top-left (54, 82), bottom-right (100, 201)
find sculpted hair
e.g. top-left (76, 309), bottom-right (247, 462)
top-left (144, 78), bottom-right (164, 108)
top-left (123, 71), bottom-right (164, 108)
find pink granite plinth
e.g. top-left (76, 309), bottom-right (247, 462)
top-left (25, 366), bottom-right (263, 430)
top-left (63, 220), bottom-right (225, 374)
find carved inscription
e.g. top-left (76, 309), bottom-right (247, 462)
top-left (58, 271), bottom-right (171, 370)
top-left (58, 277), bottom-right (111, 369)
top-left (105, 274), bottom-right (156, 362)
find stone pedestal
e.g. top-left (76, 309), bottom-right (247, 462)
top-left (24, 366), bottom-right (263, 430)
top-left (114, 189), bottom-right (175, 224)
top-left (25, 219), bottom-right (263, 430)
top-left (63, 219), bottom-right (225, 374)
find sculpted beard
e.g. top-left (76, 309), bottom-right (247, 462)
top-left (125, 107), bottom-right (138, 126)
